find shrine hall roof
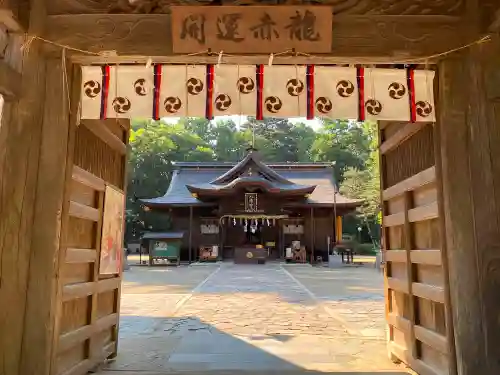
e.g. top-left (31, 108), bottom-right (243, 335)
top-left (141, 159), bottom-right (362, 208)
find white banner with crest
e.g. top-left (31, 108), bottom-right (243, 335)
top-left (81, 65), bottom-right (435, 122)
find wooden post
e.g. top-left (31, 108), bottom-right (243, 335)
top-left (0, 2), bottom-right (49, 373)
top-left (188, 206), bottom-right (193, 264)
top-left (330, 208), bottom-right (335, 250)
top-left (402, 192), bottom-right (417, 359)
top-left (310, 207), bottom-right (314, 263)
top-left (20, 59), bottom-right (77, 375)
top-left (433, 120), bottom-right (458, 375)
top-left (437, 39), bottom-right (500, 375)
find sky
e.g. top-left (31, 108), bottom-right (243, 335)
top-left (162, 115), bottom-right (322, 130)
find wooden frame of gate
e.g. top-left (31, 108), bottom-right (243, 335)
top-left (1, 1), bottom-right (500, 375)
top-left (379, 121), bottom-right (456, 375)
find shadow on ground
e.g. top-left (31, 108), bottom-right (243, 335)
top-left (104, 316), bottom-right (409, 374)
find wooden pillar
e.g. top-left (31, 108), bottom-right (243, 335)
top-left (310, 207), bottom-right (314, 263)
top-left (0, 3), bottom-right (49, 374)
top-left (188, 206), bottom-right (193, 263)
top-left (21, 60), bottom-right (78, 375)
top-left (437, 37), bottom-right (500, 375)
top-left (330, 208), bottom-right (335, 249)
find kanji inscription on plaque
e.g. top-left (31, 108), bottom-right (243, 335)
top-left (172, 6), bottom-right (332, 54)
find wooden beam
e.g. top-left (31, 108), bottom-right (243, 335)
top-left (412, 282), bottom-right (445, 304)
top-left (433, 109), bottom-right (458, 374)
top-left (49, 64), bottom-right (82, 375)
top-left (383, 166), bottom-right (436, 201)
top-left (188, 206), bottom-right (193, 264)
top-left (379, 122), bottom-right (426, 155)
top-left (0, 9), bottom-right (24, 32)
top-left (69, 201), bottom-right (100, 221)
top-left (438, 41), bottom-right (500, 374)
top-left (387, 277), bottom-right (409, 294)
top-left (414, 325), bottom-right (448, 354)
top-left (383, 212), bottom-right (405, 227)
top-left (58, 313), bottom-right (117, 352)
top-left (403, 191), bottom-right (417, 359)
top-left (384, 250), bottom-right (407, 263)
top-left (62, 278), bottom-right (120, 301)
top-left (0, 60), bottom-right (21, 99)
top-left (81, 120), bottom-right (127, 156)
top-left (65, 248), bottom-right (97, 263)
top-left (21, 61), bottom-right (72, 375)
top-left (43, 14), bottom-right (464, 64)
top-left (410, 250), bottom-right (442, 266)
top-left (388, 312), bottom-right (411, 332)
top-left (0, 1), bottom-right (46, 373)
top-left (408, 202), bottom-right (439, 223)
top-left (72, 165), bottom-right (105, 192)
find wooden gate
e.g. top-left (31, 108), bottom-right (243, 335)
top-left (52, 119), bottom-right (129, 375)
top-left (379, 121), bottom-right (456, 375)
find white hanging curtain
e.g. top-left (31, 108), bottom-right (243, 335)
top-left (313, 66), bottom-right (358, 120)
top-left (80, 64), bottom-right (436, 122)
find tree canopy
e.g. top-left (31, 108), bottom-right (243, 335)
top-left (126, 117), bottom-right (380, 244)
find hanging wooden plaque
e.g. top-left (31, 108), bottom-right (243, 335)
top-left (99, 185), bottom-right (125, 275)
top-left (171, 6), bottom-right (332, 54)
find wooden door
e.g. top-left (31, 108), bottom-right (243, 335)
top-left (379, 121), bottom-right (456, 375)
top-left (52, 119), bottom-right (129, 375)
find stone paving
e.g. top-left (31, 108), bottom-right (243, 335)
top-left (104, 263), bottom-right (412, 374)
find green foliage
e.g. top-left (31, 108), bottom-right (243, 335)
top-left (125, 117), bottom-right (381, 245)
top-left (339, 121), bottom-right (381, 244)
top-left (354, 242), bottom-right (378, 255)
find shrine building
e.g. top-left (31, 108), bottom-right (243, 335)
top-left (141, 147), bottom-right (361, 263)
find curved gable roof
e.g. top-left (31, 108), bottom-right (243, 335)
top-left (141, 160), bottom-right (362, 208)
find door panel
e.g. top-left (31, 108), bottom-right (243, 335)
top-left (379, 121), bottom-right (455, 375)
top-left (53, 119), bottom-right (129, 375)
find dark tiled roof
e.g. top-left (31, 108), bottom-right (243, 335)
top-left (141, 162), bottom-right (362, 207)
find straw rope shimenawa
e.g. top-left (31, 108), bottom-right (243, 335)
top-left (19, 33), bottom-right (492, 65)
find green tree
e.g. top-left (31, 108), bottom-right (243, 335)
top-left (340, 121), bottom-right (381, 244)
top-left (310, 119), bottom-right (371, 182)
top-left (125, 119), bottom-right (215, 243)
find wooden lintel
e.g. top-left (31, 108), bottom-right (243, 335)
top-left (0, 59), bottom-right (21, 99)
top-left (43, 14), bottom-right (463, 64)
top-left (81, 120), bottom-right (127, 156)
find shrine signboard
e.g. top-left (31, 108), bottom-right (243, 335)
top-left (171, 6), bottom-right (332, 54)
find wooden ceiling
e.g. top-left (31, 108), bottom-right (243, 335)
top-left (46, 0), bottom-right (465, 16)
